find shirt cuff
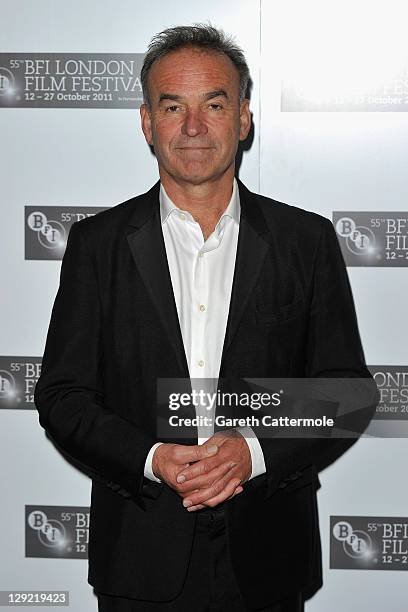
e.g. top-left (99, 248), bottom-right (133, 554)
top-left (235, 426), bottom-right (266, 480)
top-left (144, 442), bottom-right (164, 483)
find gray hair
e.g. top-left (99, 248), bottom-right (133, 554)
top-left (141, 23), bottom-right (250, 107)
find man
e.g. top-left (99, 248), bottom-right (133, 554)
top-left (34, 24), bottom-right (378, 612)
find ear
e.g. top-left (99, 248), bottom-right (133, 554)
top-left (239, 99), bottom-right (251, 141)
top-left (140, 103), bottom-right (153, 145)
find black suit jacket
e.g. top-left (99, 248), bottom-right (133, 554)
top-left (34, 179), bottom-right (378, 609)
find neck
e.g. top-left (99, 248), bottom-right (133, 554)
top-left (159, 167), bottom-right (235, 228)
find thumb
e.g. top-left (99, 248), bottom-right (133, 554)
top-left (178, 443), bottom-right (218, 464)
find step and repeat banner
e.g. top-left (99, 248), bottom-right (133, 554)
top-left (1, 1), bottom-right (407, 610)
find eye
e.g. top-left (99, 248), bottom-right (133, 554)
top-left (209, 103), bottom-right (223, 111)
top-left (165, 105), bottom-right (181, 112)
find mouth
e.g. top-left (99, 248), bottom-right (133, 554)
top-left (175, 146), bottom-right (214, 150)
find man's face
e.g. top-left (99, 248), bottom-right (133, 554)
top-left (140, 46), bottom-right (251, 186)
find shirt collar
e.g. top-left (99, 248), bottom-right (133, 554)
top-left (159, 177), bottom-right (240, 227)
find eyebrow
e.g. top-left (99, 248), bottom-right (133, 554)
top-left (158, 89), bottom-right (230, 104)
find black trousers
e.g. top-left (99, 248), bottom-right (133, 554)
top-left (97, 507), bottom-right (304, 612)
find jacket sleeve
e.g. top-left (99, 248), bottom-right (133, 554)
top-left (257, 217), bottom-right (379, 498)
top-left (34, 220), bottom-right (158, 509)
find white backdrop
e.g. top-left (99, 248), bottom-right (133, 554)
top-left (0, 1), bottom-right (407, 610)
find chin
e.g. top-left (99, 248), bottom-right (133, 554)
top-left (173, 164), bottom-right (217, 185)
top-left (178, 173), bottom-right (214, 185)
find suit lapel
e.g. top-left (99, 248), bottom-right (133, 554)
top-left (218, 179), bottom-right (271, 376)
top-left (126, 178), bottom-right (271, 379)
top-left (126, 182), bottom-right (190, 378)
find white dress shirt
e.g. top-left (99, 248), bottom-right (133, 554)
top-left (144, 177), bottom-right (266, 483)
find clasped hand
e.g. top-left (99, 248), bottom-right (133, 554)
top-left (151, 429), bottom-right (252, 511)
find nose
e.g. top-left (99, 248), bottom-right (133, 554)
top-left (181, 108), bottom-right (208, 137)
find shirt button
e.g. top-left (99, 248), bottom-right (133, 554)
top-left (199, 304), bottom-right (206, 312)
top-left (198, 360), bottom-right (205, 367)
top-left (179, 213), bottom-right (186, 220)
top-left (198, 251), bottom-right (204, 258)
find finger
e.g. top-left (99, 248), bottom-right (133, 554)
top-left (187, 486), bottom-right (244, 512)
top-left (187, 480), bottom-right (243, 511)
top-left (177, 437), bottom-right (241, 483)
top-left (176, 457), bottom-right (218, 484)
top-left (186, 485), bottom-right (243, 512)
top-left (177, 461), bottom-right (237, 491)
top-left (176, 447), bottom-right (232, 483)
top-left (183, 476), bottom-right (242, 509)
top-left (174, 443), bottom-right (218, 465)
